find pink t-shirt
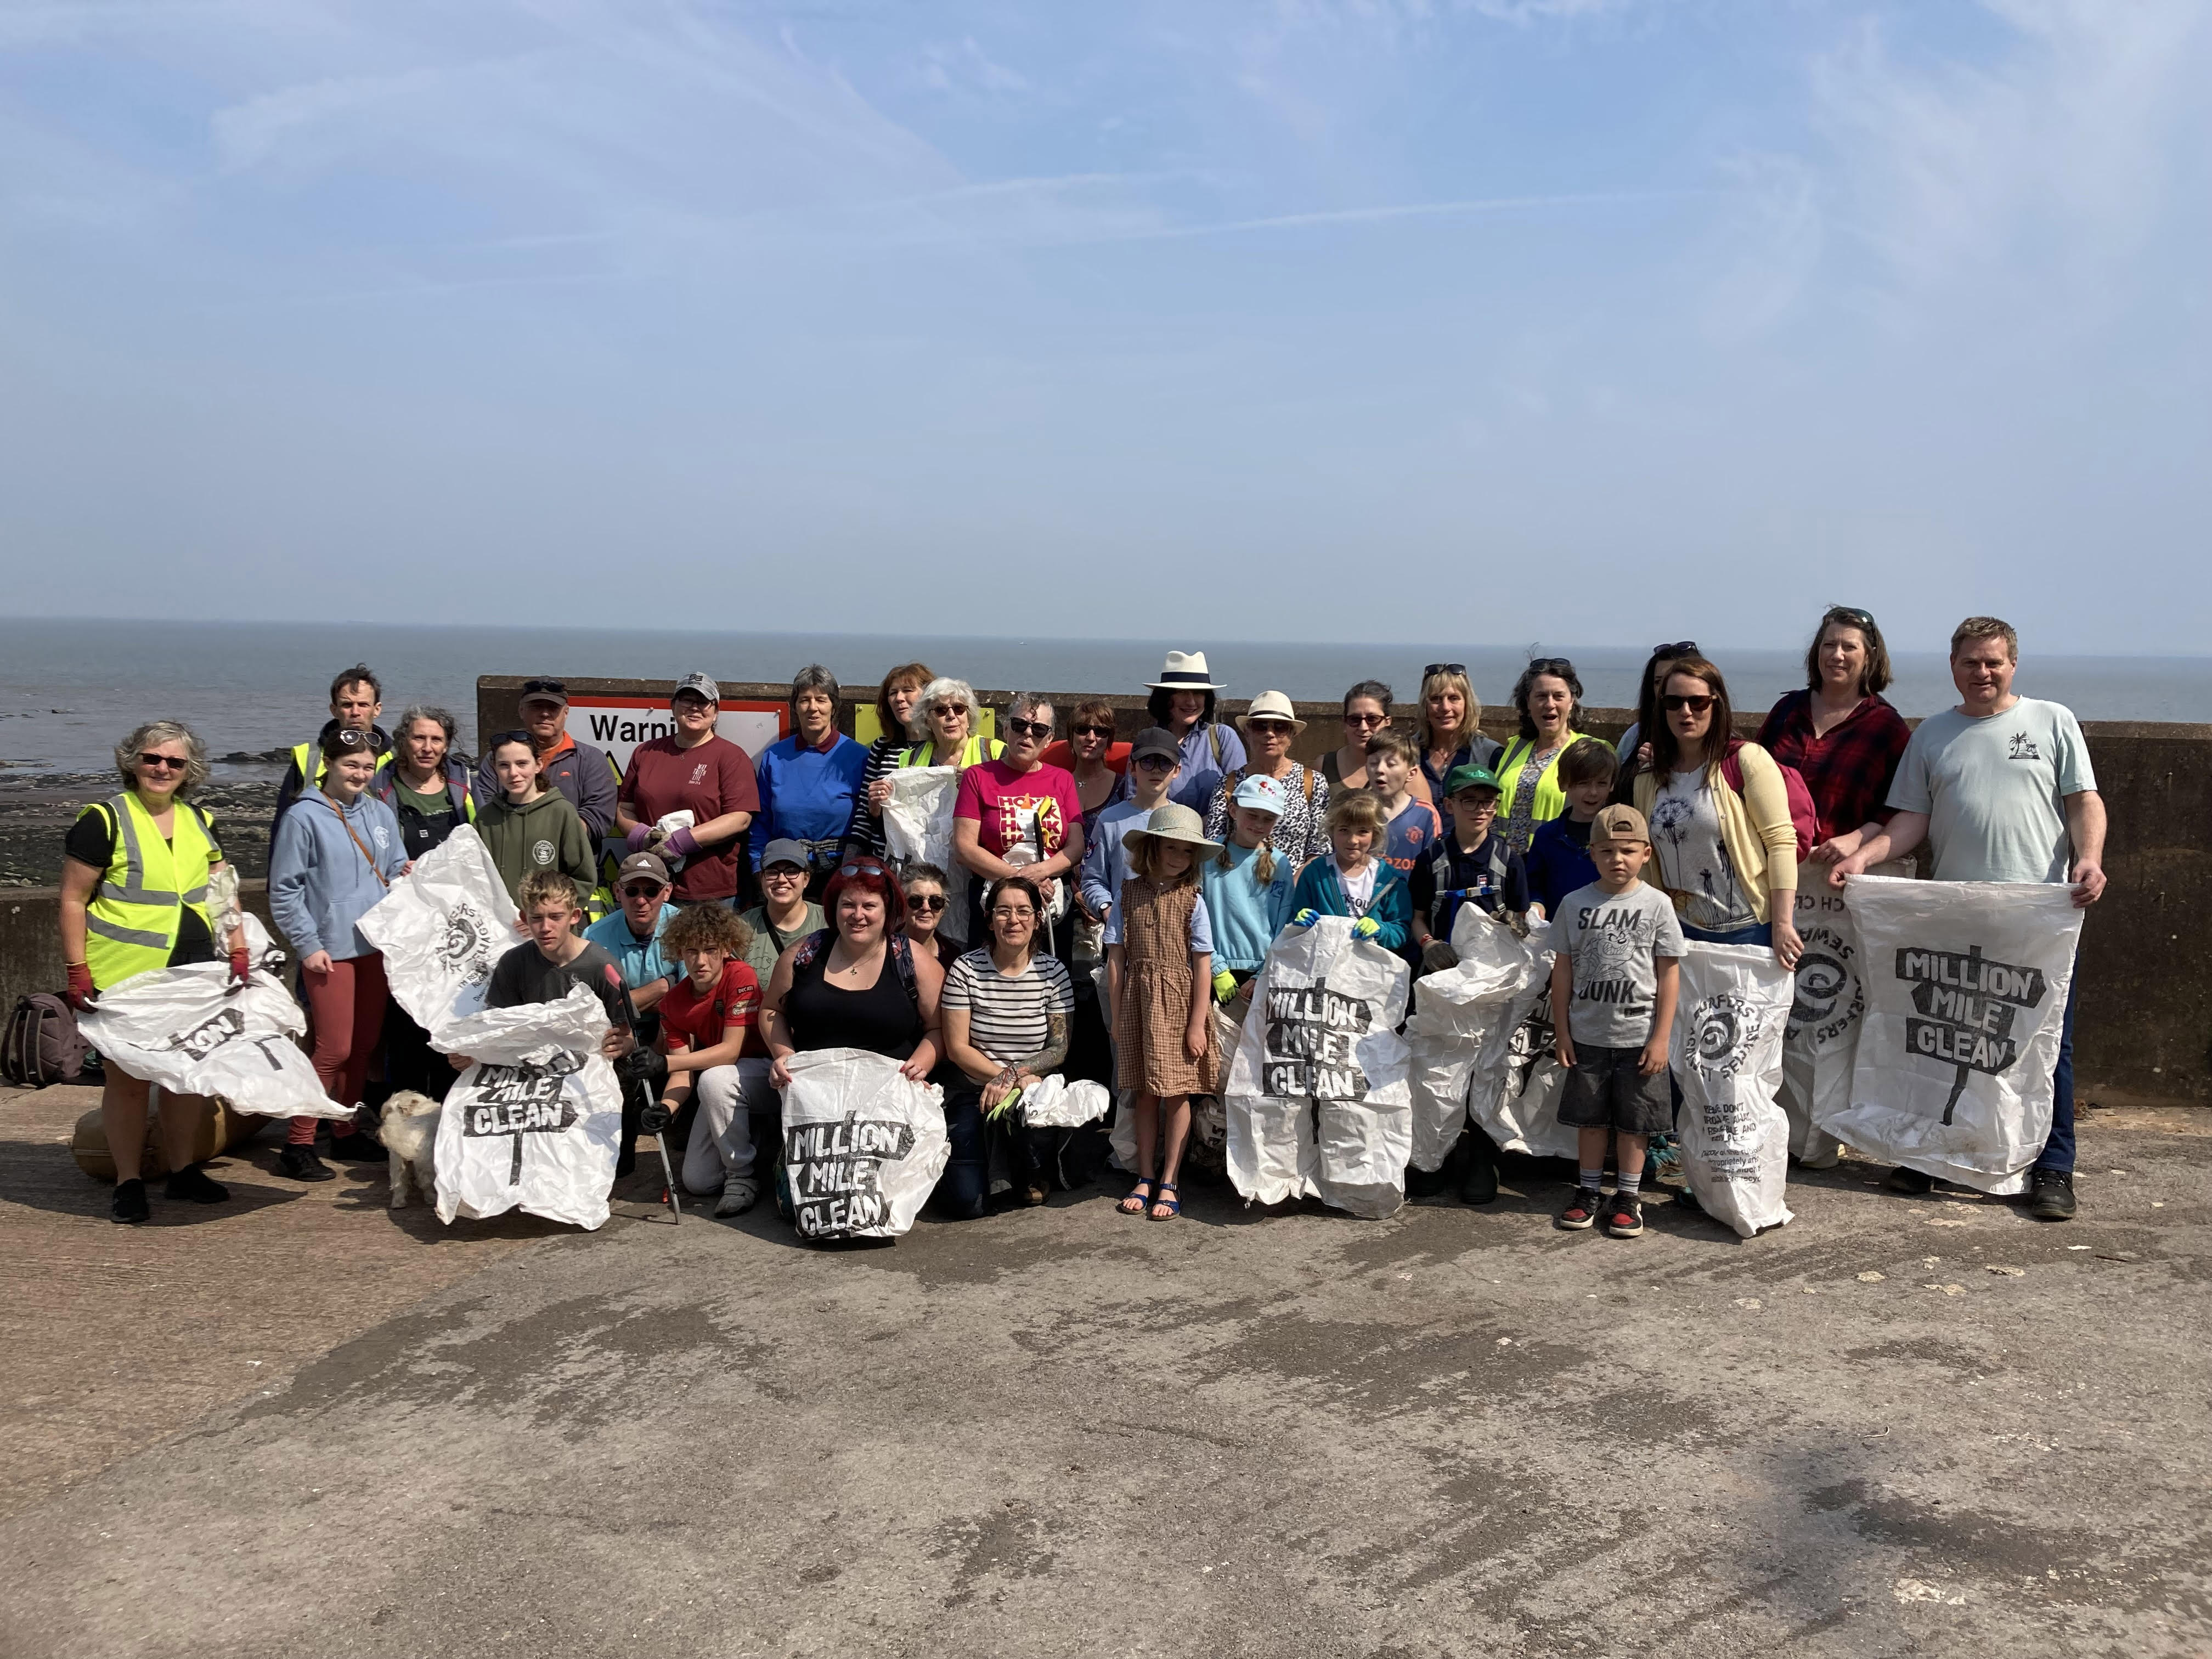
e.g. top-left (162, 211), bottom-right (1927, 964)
top-left (953, 760), bottom-right (1082, 861)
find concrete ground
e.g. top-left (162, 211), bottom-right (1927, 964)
top-left (1, 1083), bottom-right (2207, 1658)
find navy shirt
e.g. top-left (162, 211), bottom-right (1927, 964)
top-left (1408, 831), bottom-right (1528, 939)
top-left (1525, 814), bottom-right (1599, 920)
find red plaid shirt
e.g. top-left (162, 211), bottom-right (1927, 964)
top-left (1755, 690), bottom-right (1912, 845)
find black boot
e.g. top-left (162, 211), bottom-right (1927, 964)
top-left (111, 1177), bottom-right (150, 1224)
top-left (2028, 1168), bottom-right (2076, 1220)
top-left (1457, 1126), bottom-right (1501, 1205)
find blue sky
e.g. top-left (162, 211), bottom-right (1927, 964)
top-left (3, 1), bottom-right (2207, 653)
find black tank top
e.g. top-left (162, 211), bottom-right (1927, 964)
top-left (784, 940), bottom-right (923, 1060)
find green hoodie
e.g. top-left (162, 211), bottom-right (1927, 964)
top-left (477, 789), bottom-right (598, 905)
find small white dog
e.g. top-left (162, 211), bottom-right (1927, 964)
top-left (379, 1091), bottom-right (443, 1210)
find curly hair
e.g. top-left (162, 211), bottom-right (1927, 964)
top-left (517, 871), bottom-right (582, 915)
top-left (114, 720), bottom-right (210, 797)
top-left (662, 901), bottom-right (754, 961)
top-left (907, 677), bottom-right (983, 746)
top-left (1510, 658), bottom-right (1584, 744)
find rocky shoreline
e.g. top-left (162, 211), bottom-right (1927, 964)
top-left (0, 774), bottom-right (283, 887)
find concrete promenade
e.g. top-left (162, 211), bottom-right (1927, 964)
top-left (1, 1080), bottom-right (2207, 1657)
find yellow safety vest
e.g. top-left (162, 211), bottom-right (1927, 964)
top-left (81, 792), bottom-right (219, 991)
top-left (289, 740), bottom-right (326, 793)
top-left (896, 735), bottom-right (1003, 769)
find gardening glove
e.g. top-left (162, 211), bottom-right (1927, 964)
top-left (1290, 908), bottom-right (1319, 930)
top-left (227, 944), bottom-right (253, 991)
top-left (640, 1100), bottom-right (672, 1135)
top-left (1420, 939), bottom-right (1458, 973)
top-left (624, 822), bottom-right (654, 853)
top-left (1351, 917), bottom-right (1381, 939)
top-left (65, 962), bottom-right (96, 1012)
top-left (1212, 969), bottom-right (1238, 1005)
top-left (658, 826), bottom-right (699, 862)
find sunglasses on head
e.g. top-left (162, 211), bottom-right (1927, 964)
top-left (909, 894), bottom-right (947, 912)
top-left (836, 860), bottom-right (889, 881)
top-left (521, 678), bottom-right (566, 697)
top-left (1423, 663), bottom-right (1466, 678)
top-left (1662, 693), bottom-right (1716, 713)
top-left (621, 882), bottom-right (665, 899)
top-left (488, 729), bottom-right (533, 751)
top-left (1527, 657), bottom-right (1576, 678)
top-left (136, 752), bottom-right (189, 770)
top-left (1005, 717), bottom-right (1053, 740)
top-left (1827, 608), bottom-right (1875, 631)
top-left (1652, 641), bottom-right (1699, 658)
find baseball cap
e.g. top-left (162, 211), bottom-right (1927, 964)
top-left (518, 678), bottom-right (568, 709)
top-left (1128, 726), bottom-right (1181, 765)
top-left (673, 672), bottom-right (720, 704)
top-left (1232, 773), bottom-right (1286, 812)
top-left (759, 837), bottom-right (809, 872)
top-left (615, 851), bottom-right (672, 889)
top-left (1443, 764), bottom-right (1502, 798)
top-left (1590, 804), bottom-right (1650, 848)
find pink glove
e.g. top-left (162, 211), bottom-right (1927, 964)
top-left (66, 962), bottom-right (95, 1012)
top-left (228, 946), bottom-right (252, 990)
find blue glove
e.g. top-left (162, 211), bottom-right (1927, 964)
top-left (1291, 907), bottom-right (1319, 929)
top-left (1351, 916), bottom-right (1380, 939)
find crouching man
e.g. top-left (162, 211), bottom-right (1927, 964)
top-left (639, 904), bottom-right (776, 1218)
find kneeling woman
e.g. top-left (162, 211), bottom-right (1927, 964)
top-left (939, 876), bottom-right (1077, 1213)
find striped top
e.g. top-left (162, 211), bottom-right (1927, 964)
top-left (844, 734), bottom-right (906, 854)
top-left (941, 947), bottom-right (1075, 1066)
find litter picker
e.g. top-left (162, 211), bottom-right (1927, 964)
top-left (603, 963), bottom-right (679, 1224)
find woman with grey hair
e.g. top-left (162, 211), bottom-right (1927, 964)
top-left (952, 693), bottom-right (1086, 961)
top-left (57, 720), bottom-right (248, 1223)
top-left (752, 663), bottom-right (868, 898)
top-left (373, 703), bottom-right (477, 862)
top-left (895, 676), bottom-right (1002, 769)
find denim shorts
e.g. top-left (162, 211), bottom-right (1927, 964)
top-left (1558, 1042), bottom-right (1673, 1135)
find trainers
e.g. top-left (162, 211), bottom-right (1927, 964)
top-left (713, 1177), bottom-right (759, 1218)
top-left (1556, 1187), bottom-right (1604, 1231)
top-left (1601, 1192), bottom-right (1646, 1238)
top-left (325, 1129), bottom-right (383, 1162)
top-left (2028, 1168), bottom-right (2076, 1221)
top-left (278, 1144), bottom-right (336, 1183)
top-left (163, 1164), bottom-right (229, 1204)
top-left (111, 1177), bottom-right (151, 1225)
top-left (1887, 1164), bottom-right (1936, 1195)
top-left (1459, 1155), bottom-right (1499, 1206)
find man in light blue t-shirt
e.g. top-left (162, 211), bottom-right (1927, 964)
top-left (1835, 617), bottom-right (2108, 1220)
top-left (584, 850), bottom-right (679, 1178)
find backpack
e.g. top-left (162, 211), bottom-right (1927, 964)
top-left (1720, 740), bottom-right (1820, 858)
top-left (789, 929), bottom-right (921, 1013)
top-left (4, 993), bottom-right (88, 1088)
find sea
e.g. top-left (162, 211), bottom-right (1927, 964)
top-left (4, 617), bottom-right (2209, 776)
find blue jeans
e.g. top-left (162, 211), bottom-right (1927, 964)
top-left (933, 1089), bottom-right (990, 1220)
top-left (2035, 962), bottom-right (2079, 1175)
top-left (1679, 920), bottom-right (1772, 948)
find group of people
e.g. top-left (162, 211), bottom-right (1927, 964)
top-left (61, 611), bottom-right (2106, 1236)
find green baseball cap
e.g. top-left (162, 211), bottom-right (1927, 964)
top-left (1444, 764), bottom-right (1503, 797)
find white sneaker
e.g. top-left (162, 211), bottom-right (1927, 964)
top-left (714, 1177), bottom-right (759, 1218)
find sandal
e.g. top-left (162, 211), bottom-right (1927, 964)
top-left (1117, 1179), bottom-right (1154, 1217)
top-left (1149, 1181), bottom-right (1181, 1221)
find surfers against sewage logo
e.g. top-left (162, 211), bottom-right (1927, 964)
top-left (785, 1113), bottom-right (918, 1237)
top-left (1688, 992), bottom-right (1764, 1081)
top-left (1262, 984), bottom-right (1374, 1100)
top-left (1895, 944), bottom-right (2047, 1123)
top-left (435, 900), bottom-right (498, 985)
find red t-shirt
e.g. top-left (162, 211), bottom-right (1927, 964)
top-left (658, 958), bottom-right (761, 1058)
top-left (953, 759), bottom-right (1083, 861)
top-left (619, 735), bottom-right (760, 903)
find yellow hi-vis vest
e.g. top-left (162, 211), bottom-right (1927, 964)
top-left (81, 792), bottom-right (219, 991)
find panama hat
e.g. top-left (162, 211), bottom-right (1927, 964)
top-left (1146, 650), bottom-right (1224, 692)
top-left (1122, 803), bottom-right (1222, 858)
top-left (1236, 690), bottom-right (1307, 736)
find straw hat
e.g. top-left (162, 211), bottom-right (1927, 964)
top-left (1146, 650), bottom-right (1224, 692)
top-left (1122, 803), bottom-right (1222, 858)
top-left (1236, 689), bottom-right (1307, 736)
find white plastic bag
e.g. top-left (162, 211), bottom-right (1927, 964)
top-left (1671, 942), bottom-right (1796, 1237)
top-left (780, 1047), bottom-right (950, 1239)
top-left (435, 985), bottom-right (620, 1230)
top-left (1778, 865), bottom-right (1865, 1165)
top-left (1223, 917), bottom-right (1414, 1218)
top-left (881, 767), bottom-right (972, 945)
top-left (359, 825), bottom-right (521, 1039)
top-left (1403, 907), bottom-right (1567, 1167)
top-left (81, 932), bottom-right (346, 1120)
top-left (1825, 874), bottom-right (2083, 1195)
top-left (1019, 1075), bottom-right (1111, 1128)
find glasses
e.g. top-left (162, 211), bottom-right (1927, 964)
top-left (136, 753), bottom-right (189, 770)
top-left (1651, 641), bottom-right (1698, 658)
top-left (761, 865), bottom-right (806, 881)
top-left (1247, 720), bottom-right (1294, 737)
top-left (1423, 663), bottom-right (1466, 678)
top-left (1133, 755), bottom-right (1176, 772)
top-left (930, 704), bottom-right (967, 720)
top-left (1527, 658), bottom-right (1576, 677)
top-left (488, 729), bottom-right (533, 751)
top-left (1662, 693), bottom-right (1716, 714)
top-left (1073, 724), bottom-right (1115, 740)
top-left (1342, 712), bottom-right (1386, 728)
top-left (1005, 718), bottom-right (1053, 740)
top-left (836, 860), bottom-right (889, 881)
top-left (909, 895), bottom-right (947, 912)
top-left (1827, 608), bottom-right (1876, 631)
top-left (621, 883), bottom-right (665, 899)
top-left (520, 678), bottom-right (566, 697)
top-left (990, 906), bottom-right (1035, 920)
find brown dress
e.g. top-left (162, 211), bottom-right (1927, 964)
top-left (1114, 874), bottom-right (1219, 1097)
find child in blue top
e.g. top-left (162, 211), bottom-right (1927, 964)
top-left (1367, 729), bottom-right (1444, 881)
top-left (1525, 739), bottom-right (1617, 919)
top-left (1202, 774), bottom-right (1300, 1005)
top-left (1286, 789), bottom-right (1411, 949)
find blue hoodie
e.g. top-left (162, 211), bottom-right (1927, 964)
top-left (270, 791), bottom-right (409, 960)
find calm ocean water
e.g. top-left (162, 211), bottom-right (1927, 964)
top-left (3, 617), bottom-right (2208, 776)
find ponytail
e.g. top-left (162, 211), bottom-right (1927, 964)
top-left (1215, 833), bottom-right (1278, 886)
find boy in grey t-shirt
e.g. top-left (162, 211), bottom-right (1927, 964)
top-left (1550, 804), bottom-right (1685, 1239)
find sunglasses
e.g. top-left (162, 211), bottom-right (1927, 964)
top-left (1005, 718), bottom-right (1053, 740)
top-left (1827, 608), bottom-right (1875, 631)
top-left (836, 860), bottom-right (889, 881)
top-left (136, 752), bottom-right (190, 770)
top-left (521, 678), bottom-right (567, 697)
top-left (1651, 641), bottom-right (1699, 657)
top-left (620, 883), bottom-right (665, 898)
top-left (909, 895), bottom-right (947, 912)
top-left (1662, 693), bottom-right (1716, 714)
top-left (1423, 663), bottom-right (1466, 678)
top-left (1133, 755), bottom-right (1176, 772)
top-left (488, 729), bottom-right (534, 752)
top-left (1342, 712), bottom-right (1386, 727)
top-left (1246, 720), bottom-right (1294, 736)
top-left (929, 704), bottom-right (967, 720)
top-left (1072, 724), bottom-right (1116, 740)
top-left (1527, 657), bottom-right (1576, 677)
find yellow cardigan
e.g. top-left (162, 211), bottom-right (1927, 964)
top-left (1632, 742), bottom-right (1798, 926)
